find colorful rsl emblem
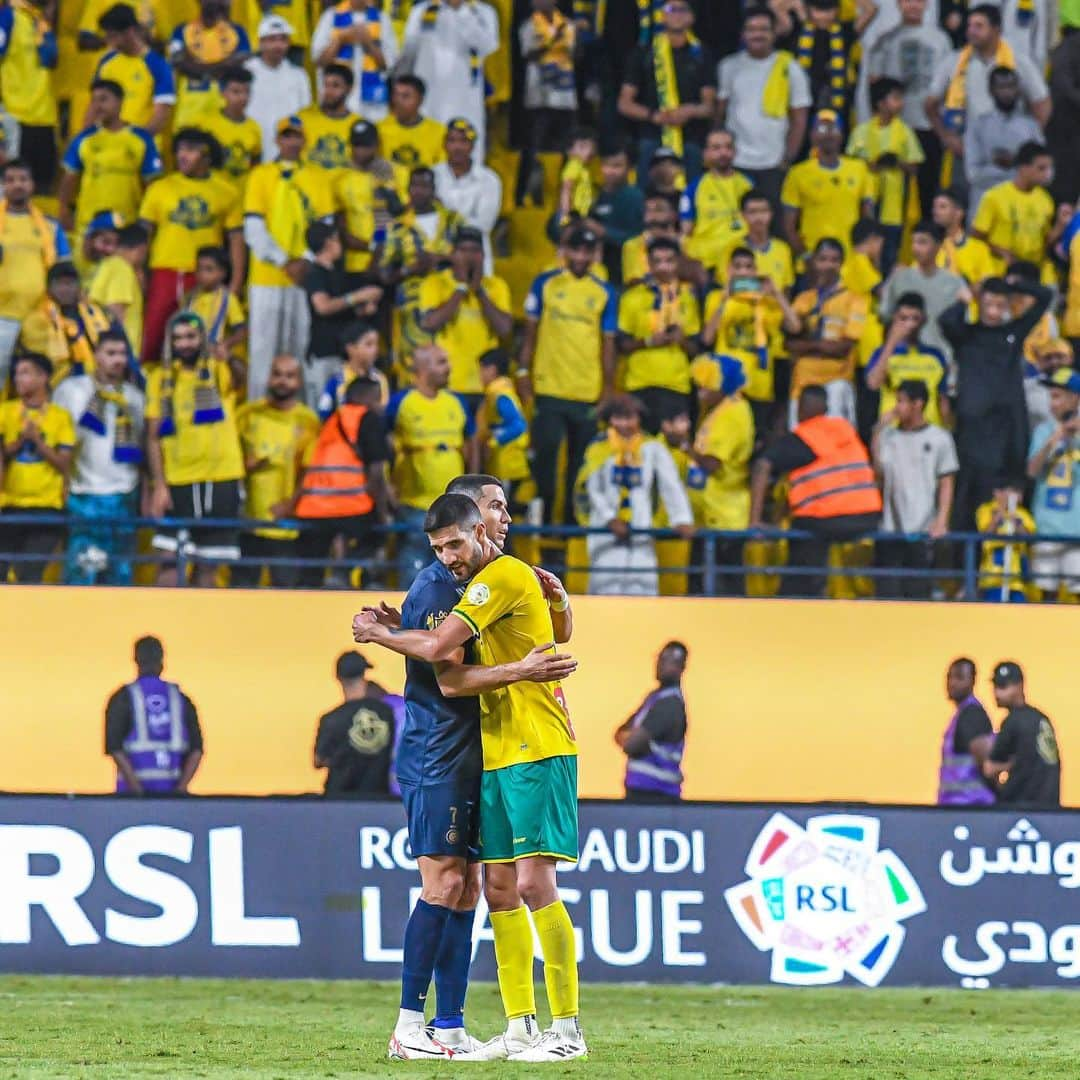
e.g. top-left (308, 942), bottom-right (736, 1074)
top-left (725, 813), bottom-right (926, 986)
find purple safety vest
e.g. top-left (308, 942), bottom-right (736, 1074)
top-left (624, 684), bottom-right (685, 799)
top-left (937, 694), bottom-right (995, 806)
top-left (119, 676), bottom-right (190, 794)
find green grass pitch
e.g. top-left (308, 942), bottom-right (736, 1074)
top-left (2, 976), bottom-right (1079, 1079)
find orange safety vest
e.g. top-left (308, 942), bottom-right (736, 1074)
top-left (788, 414), bottom-right (882, 519)
top-left (294, 404), bottom-right (375, 519)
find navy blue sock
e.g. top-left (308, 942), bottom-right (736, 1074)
top-left (431, 908), bottom-right (476, 1030)
top-left (400, 899), bottom-right (452, 1013)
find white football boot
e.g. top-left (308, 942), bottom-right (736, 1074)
top-left (387, 1023), bottom-right (455, 1061)
top-left (508, 1027), bottom-right (589, 1062)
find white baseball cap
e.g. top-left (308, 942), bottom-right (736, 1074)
top-left (258, 14), bottom-right (294, 38)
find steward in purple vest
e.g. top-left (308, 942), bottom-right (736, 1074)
top-left (615, 641), bottom-right (689, 804)
top-left (105, 635), bottom-right (204, 795)
top-left (938, 657), bottom-right (996, 806)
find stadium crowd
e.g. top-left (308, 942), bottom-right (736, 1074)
top-left (1, 0), bottom-right (1080, 598)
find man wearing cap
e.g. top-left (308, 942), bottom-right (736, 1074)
top-left (311, 0), bottom-right (397, 121)
top-left (1024, 338), bottom-right (1072, 431)
top-left (419, 226), bottom-right (511, 408)
top-left (617, 0), bottom-right (717, 187)
top-left (520, 224), bottom-right (617, 525)
top-left (80, 212), bottom-right (123, 285)
top-left (985, 661), bottom-right (1060, 808)
top-left (243, 114), bottom-right (336, 399)
top-left (433, 119), bottom-right (501, 272)
top-left (1027, 367), bottom-right (1080, 600)
top-left (245, 15), bottom-right (312, 161)
top-left (400, 0), bottom-right (499, 155)
top-left (781, 110), bottom-right (875, 262)
top-left (314, 651), bottom-right (398, 796)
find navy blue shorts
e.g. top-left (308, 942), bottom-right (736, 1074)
top-left (399, 776), bottom-right (481, 860)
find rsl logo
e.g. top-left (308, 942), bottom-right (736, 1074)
top-left (725, 813), bottom-right (926, 986)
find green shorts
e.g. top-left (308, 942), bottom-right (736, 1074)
top-left (478, 754), bottom-right (579, 864)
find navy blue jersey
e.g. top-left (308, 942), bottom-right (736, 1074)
top-left (395, 560), bottom-right (483, 786)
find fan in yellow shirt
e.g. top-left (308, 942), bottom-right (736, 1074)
top-left (477, 348), bottom-right (531, 499)
top-left (418, 229), bottom-right (513, 398)
top-left (781, 110), bottom-right (875, 260)
top-left (89, 223), bottom-right (148, 360)
top-left (972, 144), bottom-right (1057, 275)
top-left (298, 66), bottom-right (361, 172)
top-left (167, 4), bottom-right (252, 130)
top-left (679, 130), bottom-right (752, 274)
top-left (932, 188), bottom-right (996, 286)
top-left (715, 191), bottom-right (796, 294)
top-left (0, 0), bottom-right (59, 133)
top-left (558, 131), bottom-right (597, 225)
top-left (182, 246), bottom-right (247, 372)
top-left (195, 68), bottom-right (262, 196)
top-left (377, 74), bottom-right (447, 169)
top-left (621, 191), bottom-right (682, 286)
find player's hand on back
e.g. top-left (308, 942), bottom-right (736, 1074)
top-left (361, 601), bottom-right (401, 629)
top-left (516, 643), bottom-right (578, 683)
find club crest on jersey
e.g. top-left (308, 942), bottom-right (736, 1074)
top-left (465, 582), bottom-right (490, 606)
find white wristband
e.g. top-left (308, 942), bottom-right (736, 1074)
top-left (549, 597), bottom-right (569, 613)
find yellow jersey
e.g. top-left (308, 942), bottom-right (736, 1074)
top-left (621, 233), bottom-right (649, 285)
top-left (701, 289), bottom-right (785, 402)
top-left (62, 124), bottom-right (162, 233)
top-left (183, 286), bottom-right (246, 345)
top-left (0, 4), bottom-right (58, 126)
top-left (692, 394), bottom-right (753, 529)
top-left (89, 255), bottom-right (144, 358)
top-left (715, 235), bottom-right (796, 293)
top-left (0, 208), bottom-right (71, 322)
top-left (451, 554), bottom-right (577, 771)
top-left (139, 172), bottom-right (242, 272)
top-left (298, 106), bottom-right (361, 172)
top-left (868, 342), bottom-right (948, 426)
top-left (937, 233), bottom-right (996, 286)
top-left (973, 180), bottom-right (1055, 269)
top-left (145, 359), bottom-right (244, 484)
top-left (561, 157), bottom-right (595, 219)
top-left (197, 110), bottom-right (263, 195)
top-left (525, 268), bottom-right (617, 404)
top-left (0, 401), bottom-right (75, 509)
top-left (618, 281), bottom-right (701, 394)
top-left (780, 156), bottom-right (874, 254)
top-left (94, 48), bottom-right (176, 130)
top-left (680, 170), bottom-right (752, 271)
top-left (975, 500), bottom-right (1035, 597)
top-left (243, 161), bottom-right (336, 288)
top-left (478, 375), bottom-right (530, 482)
top-left (377, 114), bottom-right (447, 170)
top-left (236, 398), bottom-right (320, 539)
top-left (790, 285), bottom-right (868, 396)
top-left (386, 386), bottom-right (468, 509)
top-left (417, 270), bottom-right (512, 395)
top-left (1065, 230), bottom-right (1080, 339)
top-left (846, 117), bottom-right (923, 227)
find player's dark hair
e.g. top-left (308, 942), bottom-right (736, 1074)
top-left (740, 189), bottom-right (771, 212)
top-left (1016, 141), bottom-right (1050, 168)
top-left (90, 78), bottom-right (125, 101)
top-left (424, 493), bottom-right (481, 534)
top-left (344, 376), bottom-right (382, 406)
top-left (897, 378), bottom-right (929, 405)
top-left (340, 319), bottom-right (378, 348)
top-left (117, 223), bottom-right (149, 248)
top-left (950, 656), bottom-right (977, 678)
top-left (870, 77), bottom-right (903, 110)
top-left (134, 635), bottom-right (164, 675)
top-left (220, 65), bottom-right (253, 89)
top-left (912, 220), bottom-right (945, 244)
top-left (981, 276), bottom-right (1010, 298)
top-left (969, 3), bottom-right (1003, 29)
top-left (446, 474), bottom-right (504, 500)
top-left (894, 291), bottom-right (926, 313)
top-left (663, 640), bottom-right (690, 660)
top-left (742, 4), bottom-right (776, 27)
top-left (324, 61), bottom-right (355, 88)
top-left (99, 3), bottom-right (138, 32)
top-left (196, 245), bottom-right (229, 272)
top-left (392, 74), bottom-right (426, 98)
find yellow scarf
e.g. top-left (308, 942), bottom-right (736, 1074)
top-left (46, 300), bottom-right (112, 384)
top-left (645, 275), bottom-right (682, 335)
top-left (268, 164), bottom-right (309, 261)
top-left (0, 199), bottom-right (57, 269)
top-left (652, 32), bottom-right (693, 157)
top-left (607, 427), bottom-right (646, 524)
top-left (943, 39), bottom-right (1015, 132)
top-left (533, 9), bottom-right (575, 89)
top-left (761, 50), bottom-right (794, 119)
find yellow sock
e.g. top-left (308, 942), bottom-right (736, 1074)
top-left (533, 899), bottom-right (579, 1020)
top-left (490, 906), bottom-right (536, 1020)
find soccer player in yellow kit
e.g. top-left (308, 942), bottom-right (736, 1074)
top-left (353, 493), bottom-right (586, 1062)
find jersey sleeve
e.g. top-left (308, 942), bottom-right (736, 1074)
top-left (137, 128), bottom-right (164, 178)
top-left (146, 49), bottom-right (176, 100)
top-left (780, 166), bottom-right (801, 210)
top-left (451, 558), bottom-right (528, 636)
top-left (524, 272), bottom-right (548, 320)
top-left (600, 282), bottom-right (618, 333)
top-left (972, 189), bottom-right (996, 236)
top-left (53, 220), bottom-right (72, 260)
top-left (62, 130), bottom-right (87, 173)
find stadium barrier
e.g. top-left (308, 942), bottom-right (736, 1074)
top-left (0, 510), bottom-right (1068, 597)
top-left (2, 797), bottom-right (1078, 989)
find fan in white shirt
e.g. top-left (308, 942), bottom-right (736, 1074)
top-left (245, 16), bottom-right (313, 160)
top-left (311, 0), bottom-right (398, 120)
top-left (432, 117), bottom-right (501, 272)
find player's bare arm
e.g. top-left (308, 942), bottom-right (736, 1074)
top-left (352, 608), bottom-right (474, 663)
top-left (435, 644), bottom-right (578, 699)
top-left (533, 566), bottom-right (573, 643)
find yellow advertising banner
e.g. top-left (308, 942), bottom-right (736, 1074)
top-left (0, 587), bottom-right (1073, 804)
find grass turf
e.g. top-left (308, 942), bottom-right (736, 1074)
top-left (1, 976), bottom-right (1078, 1079)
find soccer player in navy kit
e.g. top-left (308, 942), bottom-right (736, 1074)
top-left (377, 475), bottom-right (577, 1060)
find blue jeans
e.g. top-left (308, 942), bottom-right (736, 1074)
top-left (637, 138), bottom-right (703, 190)
top-left (396, 505), bottom-right (431, 589)
top-left (65, 491), bottom-right (138, 585)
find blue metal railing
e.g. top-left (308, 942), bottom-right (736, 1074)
top-left (0, 511), bottom-right (1072, 600)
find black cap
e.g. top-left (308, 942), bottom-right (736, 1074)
top-left (47, 261), bottom-right (80, 283)
top-left (650, 146), bottom-right (683, 167)
top-left (336, 650), bottom-right (372, 680)
top-left (566, 225), bottom-right (599, 249)
top-left (350, 120), bottom-right (378, 147)
top-left (992, 661), bottom-right (1024, 688)
top-left (453, 225), bottom-right (484, 248)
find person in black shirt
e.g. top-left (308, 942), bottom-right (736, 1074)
top-left (303, 222), bottom-right (383, 410)
top-left (939, 275), bottom-right (1052, 528)
top-left (315, 650), bottom-right (397, 796)
top-left (984, 661), bottom-right (1061, 808)
top-left (616, 0), bottom-right (717, 187)
top-left (938, 657), bottom-right (996, 805)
